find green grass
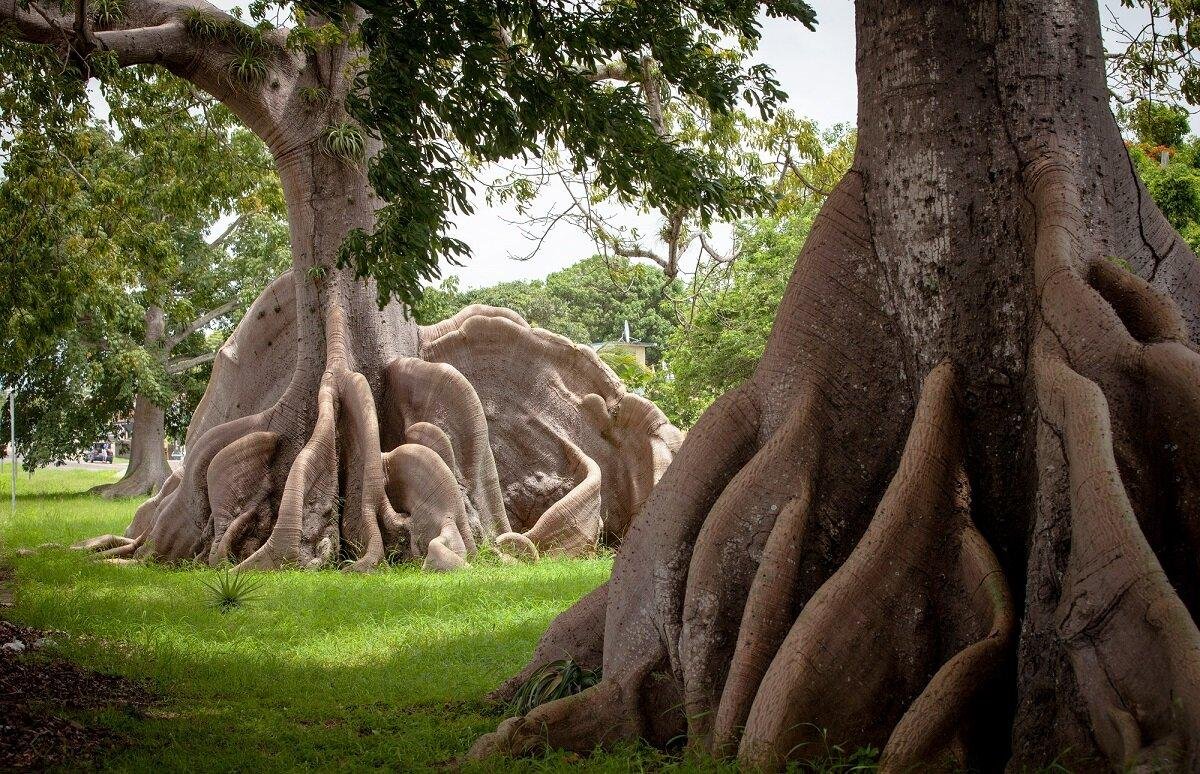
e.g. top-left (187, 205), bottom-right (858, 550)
top-left (0, 468), bottom-right (638, 771)
top-left (0, 468), bottom-right (883, 772)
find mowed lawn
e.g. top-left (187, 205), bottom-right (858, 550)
top-left (0, 467), bottom-right (655, 772)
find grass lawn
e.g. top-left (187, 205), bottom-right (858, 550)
top-left (0, 467), bottom-right (688, 772)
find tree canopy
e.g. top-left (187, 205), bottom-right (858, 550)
top-left (311, 0), bottom-right (817, 304)
top-left (0, 73), bottom-right (289, 467)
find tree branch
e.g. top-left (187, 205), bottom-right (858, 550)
top-left (585, 59), bottom-right (636, 83)
top-left (164, 298), bottom-right (237, 352)
top-left (1, 0), bottom-right (71, 45)
top-left (1, 0), bottom-right (297, 129)
top-left (781, 155), bottom-right (832, 197)
top-left (92, 21), bottom-right (190, 66)
top-left (166, 350), bottom-right (217, 374)
top-left (206, 213), bottom-right (247, 251)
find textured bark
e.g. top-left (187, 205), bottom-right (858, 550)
top-left (79, 272), bottom-right (682, 569)
top-left (471, 1), bottom-right (1200, 770)
top-left (94, 306), bottom-right (173, 498)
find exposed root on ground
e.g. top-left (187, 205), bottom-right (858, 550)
top-left (472, 160), bottom-right (1200, 771)
top-left (66, 279), bottom-right (681, 572)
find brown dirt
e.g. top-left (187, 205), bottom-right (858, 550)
top-left (0, 572), bottom-right (153, 770)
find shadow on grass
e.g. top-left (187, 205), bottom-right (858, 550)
top-left (4, 545), bottom-right (611, 771)
top-left (0, 471), bottom-right (642, 771)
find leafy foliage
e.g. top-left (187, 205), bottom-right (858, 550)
top-left (0, 69), bottom-right (289, 467)
top-left (413, 122), bottom-right (851, 428)
top-left (508, 658), bottom-right (601, 715)
top-left (1123, 99), bottom-right (1200, 251)
top-left (645, 210), bottom-right (817, 426)
top-left (413, 255), bottom-right (682, 362)
top-left (1110, 1), bottom-right (1200, 105)
top-left (484, 85), bottom-right (853, 278)
top-left (301, 0), bottom-right (818, 306)
top-left (598, 346), bottom-right (651, 385)
top-left (1120, 99), bottom-right (1191, 147)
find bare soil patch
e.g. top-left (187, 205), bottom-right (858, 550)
top-left (0, 569), bottom-right (153, 770)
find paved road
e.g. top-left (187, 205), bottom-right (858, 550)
top-left (55, 460), bottom-right (128, 472)
top-left (1, 457), bottom-right (182, 476)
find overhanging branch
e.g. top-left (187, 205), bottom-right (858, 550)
top-left (166, 350), bottom-right (217, 374)
top-left (1, 0), bottom-right (297, 128)
top-left (93, 21), bottom-right (190, 66)
top-left (206, 213), bottom-right (247, 251)
top-left (164, 298), bottom-right (237, 352)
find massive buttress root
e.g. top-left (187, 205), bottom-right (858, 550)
top-left (71, 275), bottom-right (682, 571)
top-left (473, 125), bottom-right (1200, 769)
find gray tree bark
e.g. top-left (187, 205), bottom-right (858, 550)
top-left (2, 0), bottom-right (683, 570)
top-left (93, 305), bottom-right (173, 498)
top-left (472, 1), bottom-right (1200, 771)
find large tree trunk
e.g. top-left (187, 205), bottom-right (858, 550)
top-left (94, 392), bottom-right (172, 498)
top-left (94, 306), bottom-right (173, 498)
top-left (75, 26), bottom-right (683, 570)
top-left (471, 0), bottom-right (1200, 770)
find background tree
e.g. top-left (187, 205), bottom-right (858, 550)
top-left (1115, 99), bottom-right (1200, 253)
top-left (474, 1), bottom-right (1200, 771)
top-left (643, 122), bottom-right (852, 425)
top-left (0, 0), bottom-right (787, 568)
top-left (646, 211), bottom-right (816, 426)
top-left (419, 122), bottom-right (852, 429)
top-left (414, 255), bottom-right (682, 358)
top-left (0, 72), bottom-right (290, 497)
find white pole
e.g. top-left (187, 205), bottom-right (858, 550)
top-left (8, 390), bottom-right (14, 517)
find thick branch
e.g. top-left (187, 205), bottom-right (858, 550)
top-left (1, 0), bottom-right (70, 45)
top-left (206, 214), bottom-right (246, 251)
top-left (166, 350), bottom-right (217, 374)
top-left (92, 21), bottom-right (190, 66)
top-left (1, 0), bottom-right (297, 132)
top-left (165, 298), bottom-right (238, 352)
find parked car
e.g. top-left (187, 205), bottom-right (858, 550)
top-left (84, 442), bottom-right (114, 464)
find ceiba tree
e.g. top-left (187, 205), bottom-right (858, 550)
top-left (2, 0), bottom-right (807, 567)
top-left (472, 1), bottom-right (1200, 772)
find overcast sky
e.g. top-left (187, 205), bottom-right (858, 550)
top-left (444, 0), bottom-right (1155, 289)
top-left (445, 3), bottom-right (857, 288)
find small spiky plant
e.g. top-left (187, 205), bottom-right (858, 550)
top-left (227, 50), bottom-right (268, 87)
top-left (91, 0), bottom-right (123, 26)
top-left (298, 85), bottom-right (328, 108)
top-left (181, 8), bottom-right (223, 40)
top-left (320, 122), bottom-right (366, 163)
top-left (508, 659), bottom-right (601, 715)
top-left (202, 569), bottom-right (265, 613)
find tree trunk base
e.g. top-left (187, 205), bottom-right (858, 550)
top-left (89, 467), bottom-right (171, 500)
top-left (91, 391), bottom-right (173, 499)
top-left (470, 157), bottom-right (1200, 770)
top-left (90, 452), bottom-right (173, 500)
top-left (71, 273), bottom-right (682, 571)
